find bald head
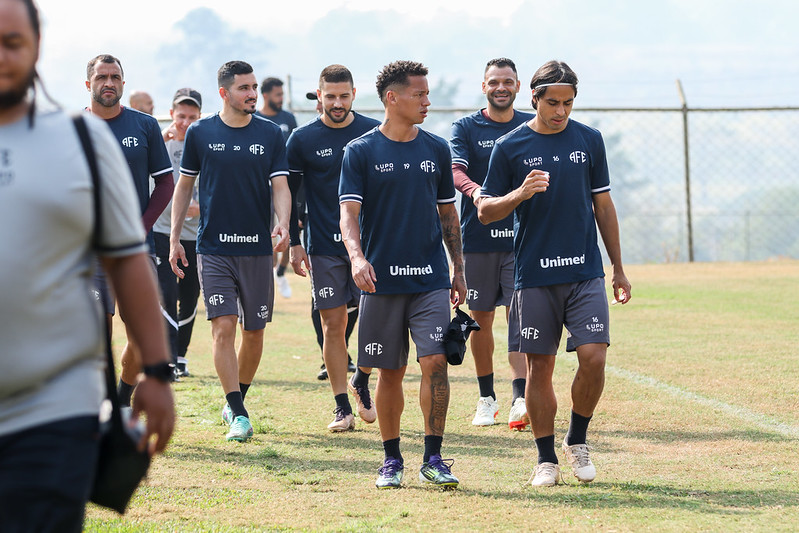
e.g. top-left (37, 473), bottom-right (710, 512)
top-left (129, 90), bottom-right (153, 114)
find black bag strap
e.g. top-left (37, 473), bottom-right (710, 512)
top-left (72, 114), bottom-right (123, 424)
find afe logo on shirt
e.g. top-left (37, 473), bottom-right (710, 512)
top-left (122, 136), bottom-right (139, 148)
top-left (420, 160), bottom-right (436, 173)
top-left (570, 151), bottom-right (587, 163)
top-left (249, 144), bottom-right (265, 155)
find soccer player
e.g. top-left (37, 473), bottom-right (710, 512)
top-left (340, 60), bottom-right (466, 489)
top-left (257, 77), bottom-right (297, 141)
top-left (153, 88), bottom-right (203, 378)
top-left (85, 53), bottom-right (175, 402)
top-left (129, 89), bottom-right (154, 115)
top-left (478, 60), bottom-right (632, 487)
top-left (286, 64), bottom-right (380, 432)
top-left (169, 61), bottom-right (291, 442)
top-left (450, 58), bottom-right (533, 429)
top-left (299, 87), bottom-right (357, 382)
top-left (258, 76), bottom-right (297, 299)
top-left (0, 0), bottom-right (174, 528)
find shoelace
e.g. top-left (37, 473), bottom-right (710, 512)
top-left (567, 443), bottom-right (592, 467)
top-left (379, 460), bottom-right (403, 476)
top-left (354, 384), bottom-right (372, 410)
top-left (525, 463), bottom-right (565, 486)
top-left (429, 457), bottom-right (455, 474)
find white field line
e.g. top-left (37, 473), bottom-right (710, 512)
top-left (561, 353), bottom-right (799, 440)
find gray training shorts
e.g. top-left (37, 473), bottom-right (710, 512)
top-left (508, 277), bottom-right (610, 355)
top-left (197, 254), bottom-right (274, 330)
top-left (357, 289), bottom-right (451, 370)
top-left (309, 255), bottom-right (359, 311)
top-left (464, 251), bottom-right (515, 312)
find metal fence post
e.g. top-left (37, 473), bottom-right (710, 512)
top-left (676, 80), bottom-right (694, 262)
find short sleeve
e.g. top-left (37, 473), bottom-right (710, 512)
top-left (269, 127), bottom-right (289, 180)
top-left (286, 129), bottom-right (303, 174)
top-left (339, 143), bottom-right (364, 204)
top-left (481, 141), bottom-right (512, 198)
top-left (146, 117), bottom-right (173, 179)
top-left (590, 131), bottom-right (611, 194)
top-left (436, 140), bottom-right (456, 204)
top-left (180, 123), bottom-right (200, 178)
top-left (84, 116), bottom-right (147, 256)
top-left (449, 119), bottom-right (469, 168)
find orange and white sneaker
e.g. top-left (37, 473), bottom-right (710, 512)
top-left (327, 407), bottom-right (355, 432)
top-left (471, 396), bottom-right (499, 426)
top-left (508, 397), bottom-right (529, 431)
top-left (348, 375), bottom-right (377, 424)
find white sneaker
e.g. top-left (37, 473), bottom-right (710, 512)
top-left (508, 397), bottom-right (530, 431)
top-left (562, 437), bottom-right (596, 482)
top-left (276, 274), bottom-right (292, 298)
top-left (471, 396), bottom-right (499, 426)
top-left (530, 462), bottom-right (560, 487)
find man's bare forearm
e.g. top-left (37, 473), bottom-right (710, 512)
top-left (438, 203), bottom-right (464, 274)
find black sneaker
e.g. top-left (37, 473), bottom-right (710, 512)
top-left (317, 364), bottom-right (328, 381)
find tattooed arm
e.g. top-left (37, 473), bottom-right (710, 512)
top-left (437, 202), bottom-right (466, 307)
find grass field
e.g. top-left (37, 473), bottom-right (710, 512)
top-left (85, 260), bottom-right (799, 532)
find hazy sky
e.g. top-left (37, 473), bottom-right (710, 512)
top-left (34, 0), bottom-right (799, 115)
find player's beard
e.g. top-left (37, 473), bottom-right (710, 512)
top-left (92, 88), bottom-right (122, 108)
top-left (487, 91), bottom-right (515, 111)
top-left (324, 105), bottom-right (351, 124)
top-left (0, 69), bottom-right (34, 110)
top-left (267, 100), bottom-right (281, 113)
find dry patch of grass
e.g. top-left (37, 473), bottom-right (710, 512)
top-left (88, 261), bottom-right (799, 532)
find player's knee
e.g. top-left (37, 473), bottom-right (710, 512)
top-left (420, 353), bottom-right (448, 376)
top-left (577, 345), bottom-right (607, 372)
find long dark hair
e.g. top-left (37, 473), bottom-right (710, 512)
top-left (19, 0), bottom-right (57, 127)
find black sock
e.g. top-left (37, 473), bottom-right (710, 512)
top-left (511, 378), bottom-right (526, 404)
top-left (352, 368), bottom-right (370, 388)
top-left (566, 411), bottom-right (592, 446)
top-left (117, 379), bottom-right (135, 407)
top-left (383, 437), bottom-right (402, 463)
top-left (477, 373), bottom-right (495, 400)
top-left (226, 391), bottom-right (248, 419)
top-left (535, 435), bottom-right (558, 464)
top-left (240, 382), bottom-right (250, 401)
top-left (423, 435), bottom-right (443, 463)
top-left (334, 393), bottom-right (352, 415)
top-left (276, 265), bottom-right (286, 277)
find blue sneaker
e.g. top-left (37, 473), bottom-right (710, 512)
top-left (226, 416), bottom-right (253, 442)
top-left (419, 455), bottom-right (459, 489)
top-left (376, 457), bottom-right (404, 489)
top-left (222, 403), bottom-right (233, 425)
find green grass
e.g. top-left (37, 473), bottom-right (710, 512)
top-left (85, 260), bottom-right (799, 532)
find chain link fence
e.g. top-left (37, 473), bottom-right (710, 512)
top-left (291, 104), bottom-right (799, 264)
